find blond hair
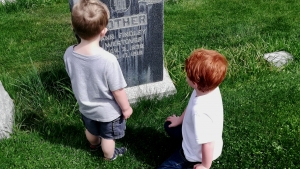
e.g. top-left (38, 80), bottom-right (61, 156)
top-left (71, 0), bottom-right (110, 40)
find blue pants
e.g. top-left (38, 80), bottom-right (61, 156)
top-left (158, 122), bottom-right (200, 169)
top-left (158, 148), bottom-right (199, 169)
top-left (164, 121), bottom-right (182, 140)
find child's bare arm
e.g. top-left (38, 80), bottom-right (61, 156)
top-left (112, 88), bottom-right (132, 119)
top-left (193, 142), bottom-right (214, 169)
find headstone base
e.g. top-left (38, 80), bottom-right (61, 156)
top-left (125, 67), bottom-right (176, 104)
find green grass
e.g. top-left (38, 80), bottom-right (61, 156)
top-left (1, 0), bottom-right (300, 168)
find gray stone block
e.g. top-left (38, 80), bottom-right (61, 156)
top-left (0, 81), bottom-right (15, 140)
top-left (125, 67), bottom-right (176, 104)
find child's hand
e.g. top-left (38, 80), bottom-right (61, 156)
top-left (166, 115), bottom-right (181, 127)
top-left (193, 164), bottom-right (208, 169)
top-left (122, 106), bottom-right (133, 119)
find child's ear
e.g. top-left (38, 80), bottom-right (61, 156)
top-left (100, 28), bottom-right (108, 37)
top-left (193, 82), bottom-right (198, 89)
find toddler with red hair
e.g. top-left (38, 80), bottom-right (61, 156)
top-left (158, 49), bottom-right (228, 169)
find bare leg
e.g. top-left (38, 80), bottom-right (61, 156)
top-left (85, 129), bottom-right (101, 145)
top-left (101, 138), bottom-right (115, 159)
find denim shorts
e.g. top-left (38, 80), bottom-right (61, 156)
top-left (81, 114), bottom-right (126, 140)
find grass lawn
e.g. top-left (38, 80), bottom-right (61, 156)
top-left (1, 0), bottom-right (300, 168)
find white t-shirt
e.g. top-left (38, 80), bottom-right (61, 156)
top-left (182, 87), bottom-right (224, 162)
top-left (63, 46), bottom-right (127, 122)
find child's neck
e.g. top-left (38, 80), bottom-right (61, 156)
top-left (74, 36), bottom-right (102, 56)
top-left (195, 88), bottom-right (212, 97)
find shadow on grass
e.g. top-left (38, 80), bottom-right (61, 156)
top-left (35, 120), bottom-right (180, 167)
top-left (19, 112), bottom-right (88, 150)
top-left (14, 66), bottom-right (90, 150)
top-left (39, 67), bottom-right (73, 101)
top-left (31, 105), bottom-right (180, 167)
top-left (121, 126), bottom-right (182, 167)
top-left (19, 110), bottom-right (180, 167)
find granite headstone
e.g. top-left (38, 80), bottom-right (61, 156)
top-left (69, 0), bottom-right (176, 103)
top-left (0, 81), bottom-right (15, 140)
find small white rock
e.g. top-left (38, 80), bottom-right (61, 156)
top-left (263, 51), bottom-right (293, 67)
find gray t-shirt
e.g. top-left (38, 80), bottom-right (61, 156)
top-left (63, 46), bottom-right (127, 122)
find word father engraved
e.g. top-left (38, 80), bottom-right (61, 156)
top-left (107, 14), bottom-right (147, 30)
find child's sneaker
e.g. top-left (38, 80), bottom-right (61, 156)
top-left (105, 147), bottom-right (127, 161)
top-left (89, 143), bottom-right (101, 152)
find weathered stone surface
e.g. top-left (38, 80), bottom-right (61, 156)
top-left (125, 68), bottom-right (176, 104)
top-left (264, 51), bottom-right (293, 67)
top-left (0, 81), bottom-right (15, 140)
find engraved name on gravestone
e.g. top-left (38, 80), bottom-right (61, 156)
top-left (70, 0), bottom-right (164, 87)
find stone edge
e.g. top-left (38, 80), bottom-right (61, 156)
top-left (125, 67), bottom-right (177, 104)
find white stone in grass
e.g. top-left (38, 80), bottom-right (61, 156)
top-left (0, 81), bottom-right (15, 140)
top-left (263, 51), bottom-right (293, 67)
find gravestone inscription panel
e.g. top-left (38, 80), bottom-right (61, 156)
top-left (70, 0), bottom-right (164, 87)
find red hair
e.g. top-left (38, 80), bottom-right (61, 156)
top-left (185, 49), bottom-right (228, 92)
